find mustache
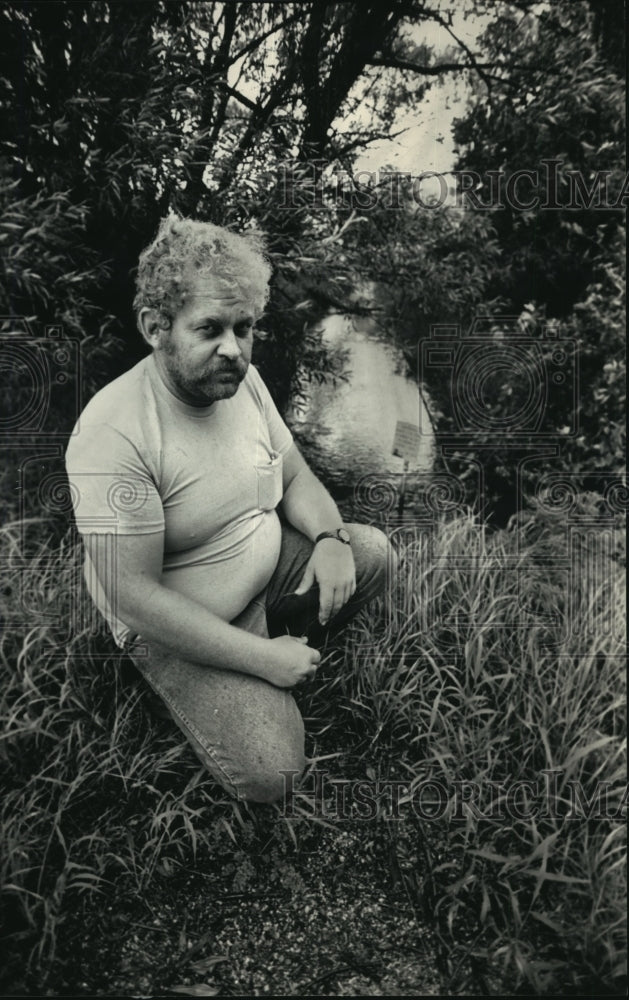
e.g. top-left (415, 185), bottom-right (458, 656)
top-left (217, 362), bottom-right (245, 372)
top-left (205, 361), bottom-right (247, 377)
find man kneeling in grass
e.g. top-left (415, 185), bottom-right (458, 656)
top-left (65, 215), bottom-right (395, 803)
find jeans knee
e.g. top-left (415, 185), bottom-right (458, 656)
top-left (238, 749), bottom-right (306, 804)
top-left (351, 523), bottom-right (397, 594)
top-left (375, 529), bottom-right (397, 587)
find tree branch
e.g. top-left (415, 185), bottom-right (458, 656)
top-left (179, 3), bottom-right (239, 212)
top-left (369, 56), bottom-right (505, 75)
top-left (226, 9), bottom-right (301, 67)
top-left (217, 81), bottom-right (258, 112)
top-left (304, 286), bottom-right (382, 318)
top-left (427, 6), bottom-right (497, 93)
top-left (299, 1), bottom-right (407, 159)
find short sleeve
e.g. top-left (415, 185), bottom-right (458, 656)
top-left (65, 422), bottom-right (165, 535)
top-left (247, 366), bottom-right (293, 456)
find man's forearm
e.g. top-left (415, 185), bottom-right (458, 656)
top-left (281, 466), bottom-right (344, 541)
top-left (118, 582), bottom-right (272, 678)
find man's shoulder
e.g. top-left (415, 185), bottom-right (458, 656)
top-left (76, 356), bottom-right (152, 430)
top-left (66, 357), bottom-right (157, 469)
top-left (242, 363), bottom-right (271, 407)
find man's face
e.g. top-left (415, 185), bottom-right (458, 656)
top-left (154, 273), bottom-right (256, 407)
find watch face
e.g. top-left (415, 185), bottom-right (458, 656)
top-left (338, 528), bottom-right (351, 544)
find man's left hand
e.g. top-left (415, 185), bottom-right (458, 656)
top-left (294, 539), bottom-right (356, 626)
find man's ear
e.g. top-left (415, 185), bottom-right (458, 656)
top-left (137, 307), bottom-right (167, 348)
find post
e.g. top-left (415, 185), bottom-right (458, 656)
top-left (392, 421), bottom-right (419, 519)
top-left (397, 459), bottom-right (409, 516)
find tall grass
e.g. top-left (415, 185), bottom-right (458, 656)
top-left (0, 493), bottom-right (626, 994)
top-left (0, 519), bottom-right (241, 984)
top-left (322, 494), bottom-right (626, 993)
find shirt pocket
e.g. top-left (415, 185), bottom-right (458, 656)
top-left (255, 451), bottom-right (283, 511)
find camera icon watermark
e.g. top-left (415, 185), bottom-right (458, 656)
top-left (419, 316), bottom-right (578, 441)
top-left (0, 317), bottom-right (82, 439)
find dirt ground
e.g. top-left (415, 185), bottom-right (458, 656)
top-left (40, 820), bottom-right (447, 998)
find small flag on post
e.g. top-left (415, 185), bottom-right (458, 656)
top-left (392, 421), bottom-right (420, 463)
top-left (392, 421), bottom-right (420, 516)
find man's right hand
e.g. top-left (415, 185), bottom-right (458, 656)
top-left (87, 530), bottom-right (326, 686)
top-left (263, 635), bottom-right (321, 688)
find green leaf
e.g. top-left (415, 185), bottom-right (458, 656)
top-left (190, 956), bottom-right (229, 975)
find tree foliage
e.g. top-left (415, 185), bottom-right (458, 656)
top-left (1, 1), bottom-right (540, 414)
top-left (374, 0), bottom-right (626, 519)
top-left (0, 0), bottom-right (624, 516)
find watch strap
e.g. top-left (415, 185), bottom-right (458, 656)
top-left (315, 528), bottom-right (351, 546)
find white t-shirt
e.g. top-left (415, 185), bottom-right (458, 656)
top-left (65, 355), bottom-right (293, 646)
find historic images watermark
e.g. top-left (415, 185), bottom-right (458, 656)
top-left (280, 769), bottom-right (628, 822)
top-left (278, 158), bottom-right (628, 211)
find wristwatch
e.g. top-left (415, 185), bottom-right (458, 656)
top-left (315, 527), bottom-right (351, 546)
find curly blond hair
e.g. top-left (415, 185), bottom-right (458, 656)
top-left (134, 214), bottom-right (272, 327)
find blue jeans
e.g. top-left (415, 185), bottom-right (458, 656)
top-left (127, 523), bottom-right (395, 803)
